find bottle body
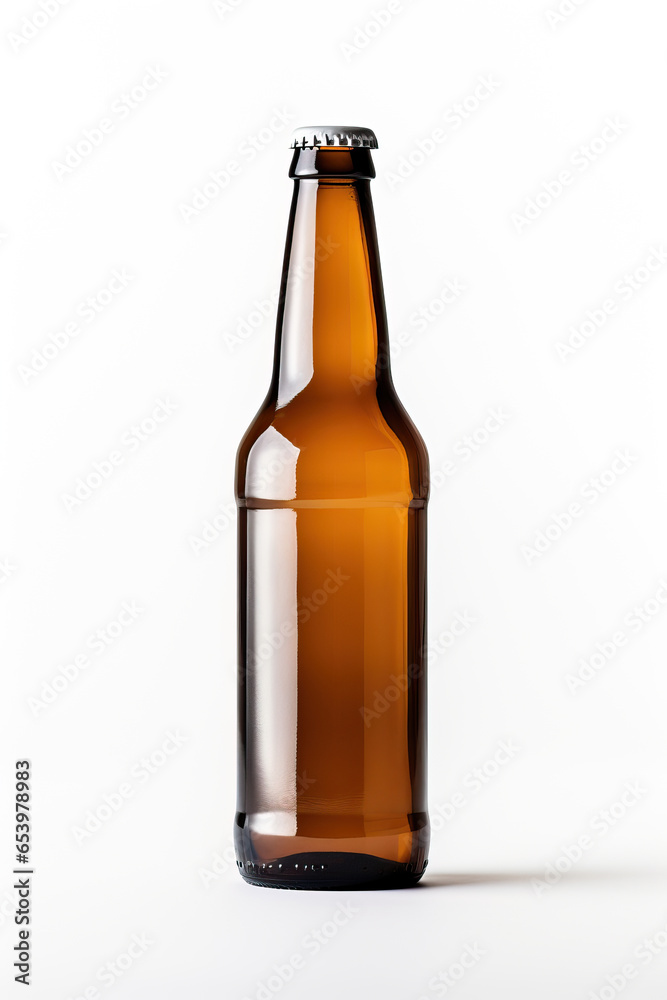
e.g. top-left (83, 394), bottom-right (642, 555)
top-left (235, 138), bottom-right (429, 889)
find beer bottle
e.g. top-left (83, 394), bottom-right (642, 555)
top-left (235, 126), bottom-right (429, 889)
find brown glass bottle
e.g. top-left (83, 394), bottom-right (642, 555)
top-left (235, 127), bottom-right (429, 890)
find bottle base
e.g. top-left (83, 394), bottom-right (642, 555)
top-left (236, 851), bottom-right (428, 891)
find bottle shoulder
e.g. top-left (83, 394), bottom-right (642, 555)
top-left (236, 385), bottom-right (429, 504)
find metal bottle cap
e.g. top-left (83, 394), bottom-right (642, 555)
top-left (289, 126), bottom-right (378, 149)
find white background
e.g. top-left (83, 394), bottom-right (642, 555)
top-left (2, 0), bottom-right (667, 997)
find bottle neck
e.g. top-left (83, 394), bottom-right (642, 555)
top-left (271, 147), bottom-right (390, 407)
